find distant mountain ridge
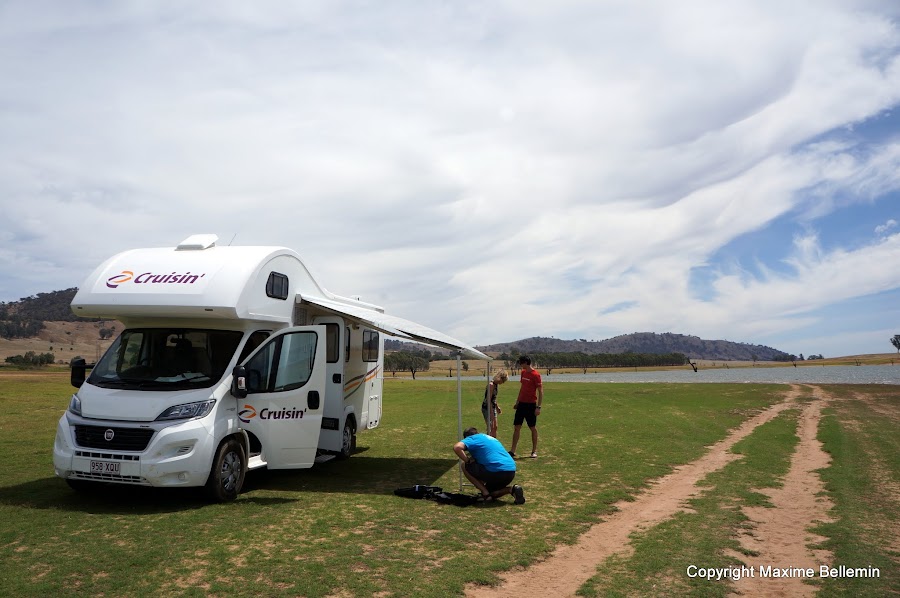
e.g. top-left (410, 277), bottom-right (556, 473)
top-left (3, 290), bottom-right (787, 361)
top-left (477, 333), bottom-right (789, 361)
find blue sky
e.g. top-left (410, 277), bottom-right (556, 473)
top-left (1, 1), bottom-right (899, 358)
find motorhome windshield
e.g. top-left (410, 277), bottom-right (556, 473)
top-left (89, 329), bottom-right (243, 390)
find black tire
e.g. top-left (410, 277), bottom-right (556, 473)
top-left (337, 418), bottom-right (356, 460)
top-left (205, 438), bottom-right (246, 502)
top-left (66, 478), bottom-right (101, 493)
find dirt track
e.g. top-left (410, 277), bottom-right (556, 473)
top-left (467, 386), bottom-right (808, 598)
top-left (729, 388), bottom-right (833, 597)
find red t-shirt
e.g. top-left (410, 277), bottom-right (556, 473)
top-left (517, 368), bottom-right (542, 404)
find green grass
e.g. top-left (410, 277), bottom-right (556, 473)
top-left (813, 385), bottom-right (900, 597)
top-left (1, 375), bottom-right (895, 596)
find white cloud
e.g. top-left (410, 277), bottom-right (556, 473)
top-left (875, 219), bottom-right (898, 235)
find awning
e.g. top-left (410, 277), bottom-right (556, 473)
top-left (300, 295), bottom-right (490, 361)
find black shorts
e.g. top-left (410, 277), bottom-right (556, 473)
top-left (465, 461), bottom-right (515, 492)
top-left (513, 402), bottom-right (538, 427)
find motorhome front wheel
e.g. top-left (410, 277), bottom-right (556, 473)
top-left (206, 438), bottom-right (246, 502)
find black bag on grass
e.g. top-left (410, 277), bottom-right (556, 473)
top-left (394, 485), bottom-right (442, 499)
top-left (394, 485), bottom-right (481, 507)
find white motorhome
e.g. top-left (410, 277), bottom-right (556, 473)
top-left (53, 234), bottom-right (486, 501)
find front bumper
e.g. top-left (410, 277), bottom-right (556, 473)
top-left (53, 412), bottom-right (217, 488)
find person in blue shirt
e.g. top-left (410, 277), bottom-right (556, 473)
top-left (453, 427), bottom-right (525, 504)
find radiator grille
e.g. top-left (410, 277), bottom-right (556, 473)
top-left (75, 450), bottom-right (140, 461)
top-left (74, 426), bottom-right (154, 451)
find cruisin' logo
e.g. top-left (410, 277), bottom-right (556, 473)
top-left (106, 269), bottom-right (206, 289)
top-left (238, 404), bottom-right (306, 424)
top-left (238, 405), bottom-right (257, 423)
top-left (106, 271), bottom-right (133, 288)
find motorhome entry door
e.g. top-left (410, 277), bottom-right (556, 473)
top-left (238, 325), bottom-right (326, 469)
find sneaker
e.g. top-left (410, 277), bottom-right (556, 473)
top-left (512, 484), bottom-right (525, 505)
top-left (508, 451), bottom-right (516, 458)
top-left (530, 451), bottom-right (538, 459)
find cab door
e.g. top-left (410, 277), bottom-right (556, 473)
top-left (238, 325), bottom-right (326, 469)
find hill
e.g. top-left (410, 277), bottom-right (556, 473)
top-left (0, 288), bottom-right (81, 322)
top-left (477, 333), bottom-right (790, 361)
top-left (0, 289), bottom-right (121, 362)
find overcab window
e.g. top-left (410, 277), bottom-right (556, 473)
top-left (266, 272), bottom-right (289, 300)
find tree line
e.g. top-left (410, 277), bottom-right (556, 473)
top-left (384, 350), bottom-right (433, 379)
top-left (4, 351), bottom-right (55, 367)
top-left (0, 317), bottom-right (45, 340)
top-left (497, 351), bottom-right (690, 374)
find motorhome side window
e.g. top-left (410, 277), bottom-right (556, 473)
top-left (245, 331), bottom-right (318, 393)
top-left (265, 272), bottom-right (289, 300)
top-left (345, 327), bottom-right (351, 362)
top-left (363, 330), bottom-right (379, 362)
top-left (325, 323), bottom-right (339, 363)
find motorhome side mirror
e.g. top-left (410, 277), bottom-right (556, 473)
top-left (232, 365), bottom-right (248, 399)
top-left (71, 358), bottom-right (87, 388)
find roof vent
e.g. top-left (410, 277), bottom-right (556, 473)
top-left (176, 234), bottom-right (219, 251)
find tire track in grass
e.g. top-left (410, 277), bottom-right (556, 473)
top-left (729, 387), bottom-right (834, 597)
top-left (466, 386), bottom-right (801, 598)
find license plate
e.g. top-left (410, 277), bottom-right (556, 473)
top-left (90, 460), bottom-right (120, 475)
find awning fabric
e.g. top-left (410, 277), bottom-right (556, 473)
top-left (301, 295), bottom-right (490, 361)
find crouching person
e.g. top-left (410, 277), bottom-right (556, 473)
top-left (454, 426), bottom-right (525, 504)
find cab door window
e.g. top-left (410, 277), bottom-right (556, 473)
top-left (245, 331), bottom-right (318, 393)
top-left (274, 332), bottom-right (317, 391)
top-left (238, 330), bottom-right (272, 364)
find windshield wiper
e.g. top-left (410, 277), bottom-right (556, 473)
top-left (92, 374), bottom-right (214, 390)
top-left (92, 378), bottom-right (146, 388)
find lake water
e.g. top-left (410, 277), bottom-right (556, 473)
top-left (522, 365), bottom-right (900, 385)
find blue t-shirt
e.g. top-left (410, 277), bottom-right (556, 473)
top-left (462, 433), bottom-right (516, 472)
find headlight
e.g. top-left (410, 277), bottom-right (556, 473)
top-left (156, 400), bottom-right (216, 421)
top-left (68, 394), bottom-right (82, 416)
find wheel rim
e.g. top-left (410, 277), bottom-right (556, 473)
top-left (342, 426), bottom-right (352, 455)
top-left (221, 450), bottom-right (241, 492)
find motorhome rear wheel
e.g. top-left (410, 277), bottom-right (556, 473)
top-left (338, 418), bottom-right (357, 460)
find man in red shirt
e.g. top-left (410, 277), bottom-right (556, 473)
top-left (509, 355), bottom-right (543, 458)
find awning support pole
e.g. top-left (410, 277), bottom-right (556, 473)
top-left (456, 350), bottom-right (464, 492)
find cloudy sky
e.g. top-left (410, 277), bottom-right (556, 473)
top-left (1, 1), bottom-right (899, 357)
